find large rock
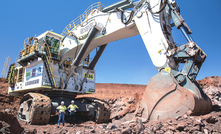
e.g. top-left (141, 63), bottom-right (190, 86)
top-left (0, 111), bottom-right (24, 134)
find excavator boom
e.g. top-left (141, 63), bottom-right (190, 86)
top-left (7, 0), bottom-right (212, 124)
top-left (60, 0), bottom-right (211, 120)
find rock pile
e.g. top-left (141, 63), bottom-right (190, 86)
top-left (204, 86), bottom-right (221, 108)
top-left (108, 93), bottom-right (142, 120)
top-left (32, 112), bottom-right (221, 134)
top-left (0, 121), bottom-right (11, 134)
top-left (198, 76), bottom-right (221, 111)
top-left (0, 78), bottom-right (21, 115)
top-left (0, 111), bottom-right (24, 134)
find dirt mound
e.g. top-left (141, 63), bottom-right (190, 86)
top-left (0, 78), bottom-right (10, 95)
top-left (0, 78), bottom-right (21, 115)
top-left (78, 83), bottom-right (146, 100)
top-left (0, 78), bottom-right (24, 134)
top-left (0, 111), bottom-right (24, 134)
top-left (198, 76), bottom-right (221, 110)
top-left (197, 76), bottom-right (221, 88)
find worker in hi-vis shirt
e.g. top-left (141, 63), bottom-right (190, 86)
top-left (56, 101), bottom-right (67, 126)
top-left (67, 100), bottom-right (79, 126)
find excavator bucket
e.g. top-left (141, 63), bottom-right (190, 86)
top-left (138, 71), bottom-right (212, 121)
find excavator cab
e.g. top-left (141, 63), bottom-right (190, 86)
top-left (45, 36), bottom-right (60, 59)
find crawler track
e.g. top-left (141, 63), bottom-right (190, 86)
top-left (93, 99), bottom-right (110, 123)
top-left (18, 93), bottom-right (110, 124)
top-left (79, 97), bottom-right (110, 123)
top-left (18, 93), bottom-right (51, 124)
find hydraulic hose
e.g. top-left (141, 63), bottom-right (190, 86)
top-left (120, 0), bottom-right (146, 25)
top-left (147, 0), bottom-right (168, 14)
top-left (121, 10), bottom-right (135, 25)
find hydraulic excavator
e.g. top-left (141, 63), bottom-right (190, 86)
top-left (6, 0), bottom-right (212, 124)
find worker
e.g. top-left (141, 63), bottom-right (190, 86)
top-left (56, 101), bottom-right (67, 126)
top-left (67, 100), bottom-right (79, 126)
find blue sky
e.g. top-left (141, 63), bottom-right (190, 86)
top-left (0, 0), bottom-right (220, 85)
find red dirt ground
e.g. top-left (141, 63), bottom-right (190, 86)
top-left (0, 76), bottom-right (221, 134)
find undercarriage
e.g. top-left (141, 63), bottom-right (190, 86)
top-left (18, 92), bottom-right (110, 124)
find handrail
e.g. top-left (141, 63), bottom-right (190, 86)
top-left (14, 33), bottom-right (66, 89)
top-left (61, 2), bottom-right (105, 36)
top-left (19, 41), bottom-right (60, 61)
top-left (19, 41), bottom-right (61, 88)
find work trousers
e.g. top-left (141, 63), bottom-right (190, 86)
top-left (58, 112), bottom-right (65, 126)
top-left (69, 112), bottom-right (76, 125)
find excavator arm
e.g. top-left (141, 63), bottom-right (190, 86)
top-left (60, 0), bottom-right (211, 120)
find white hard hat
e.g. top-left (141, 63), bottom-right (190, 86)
top-left (61, 101), bottom-right (64, 104)
top-left (71, 100), bottom-right (75, 103)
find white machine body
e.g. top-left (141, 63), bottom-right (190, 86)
top-left (8, 0), bottom-right (177, 96)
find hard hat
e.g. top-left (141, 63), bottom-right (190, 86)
top-left (71, 100), bottom-right (75, 103)
top-left (61, 101), bottom-right (64, 104)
